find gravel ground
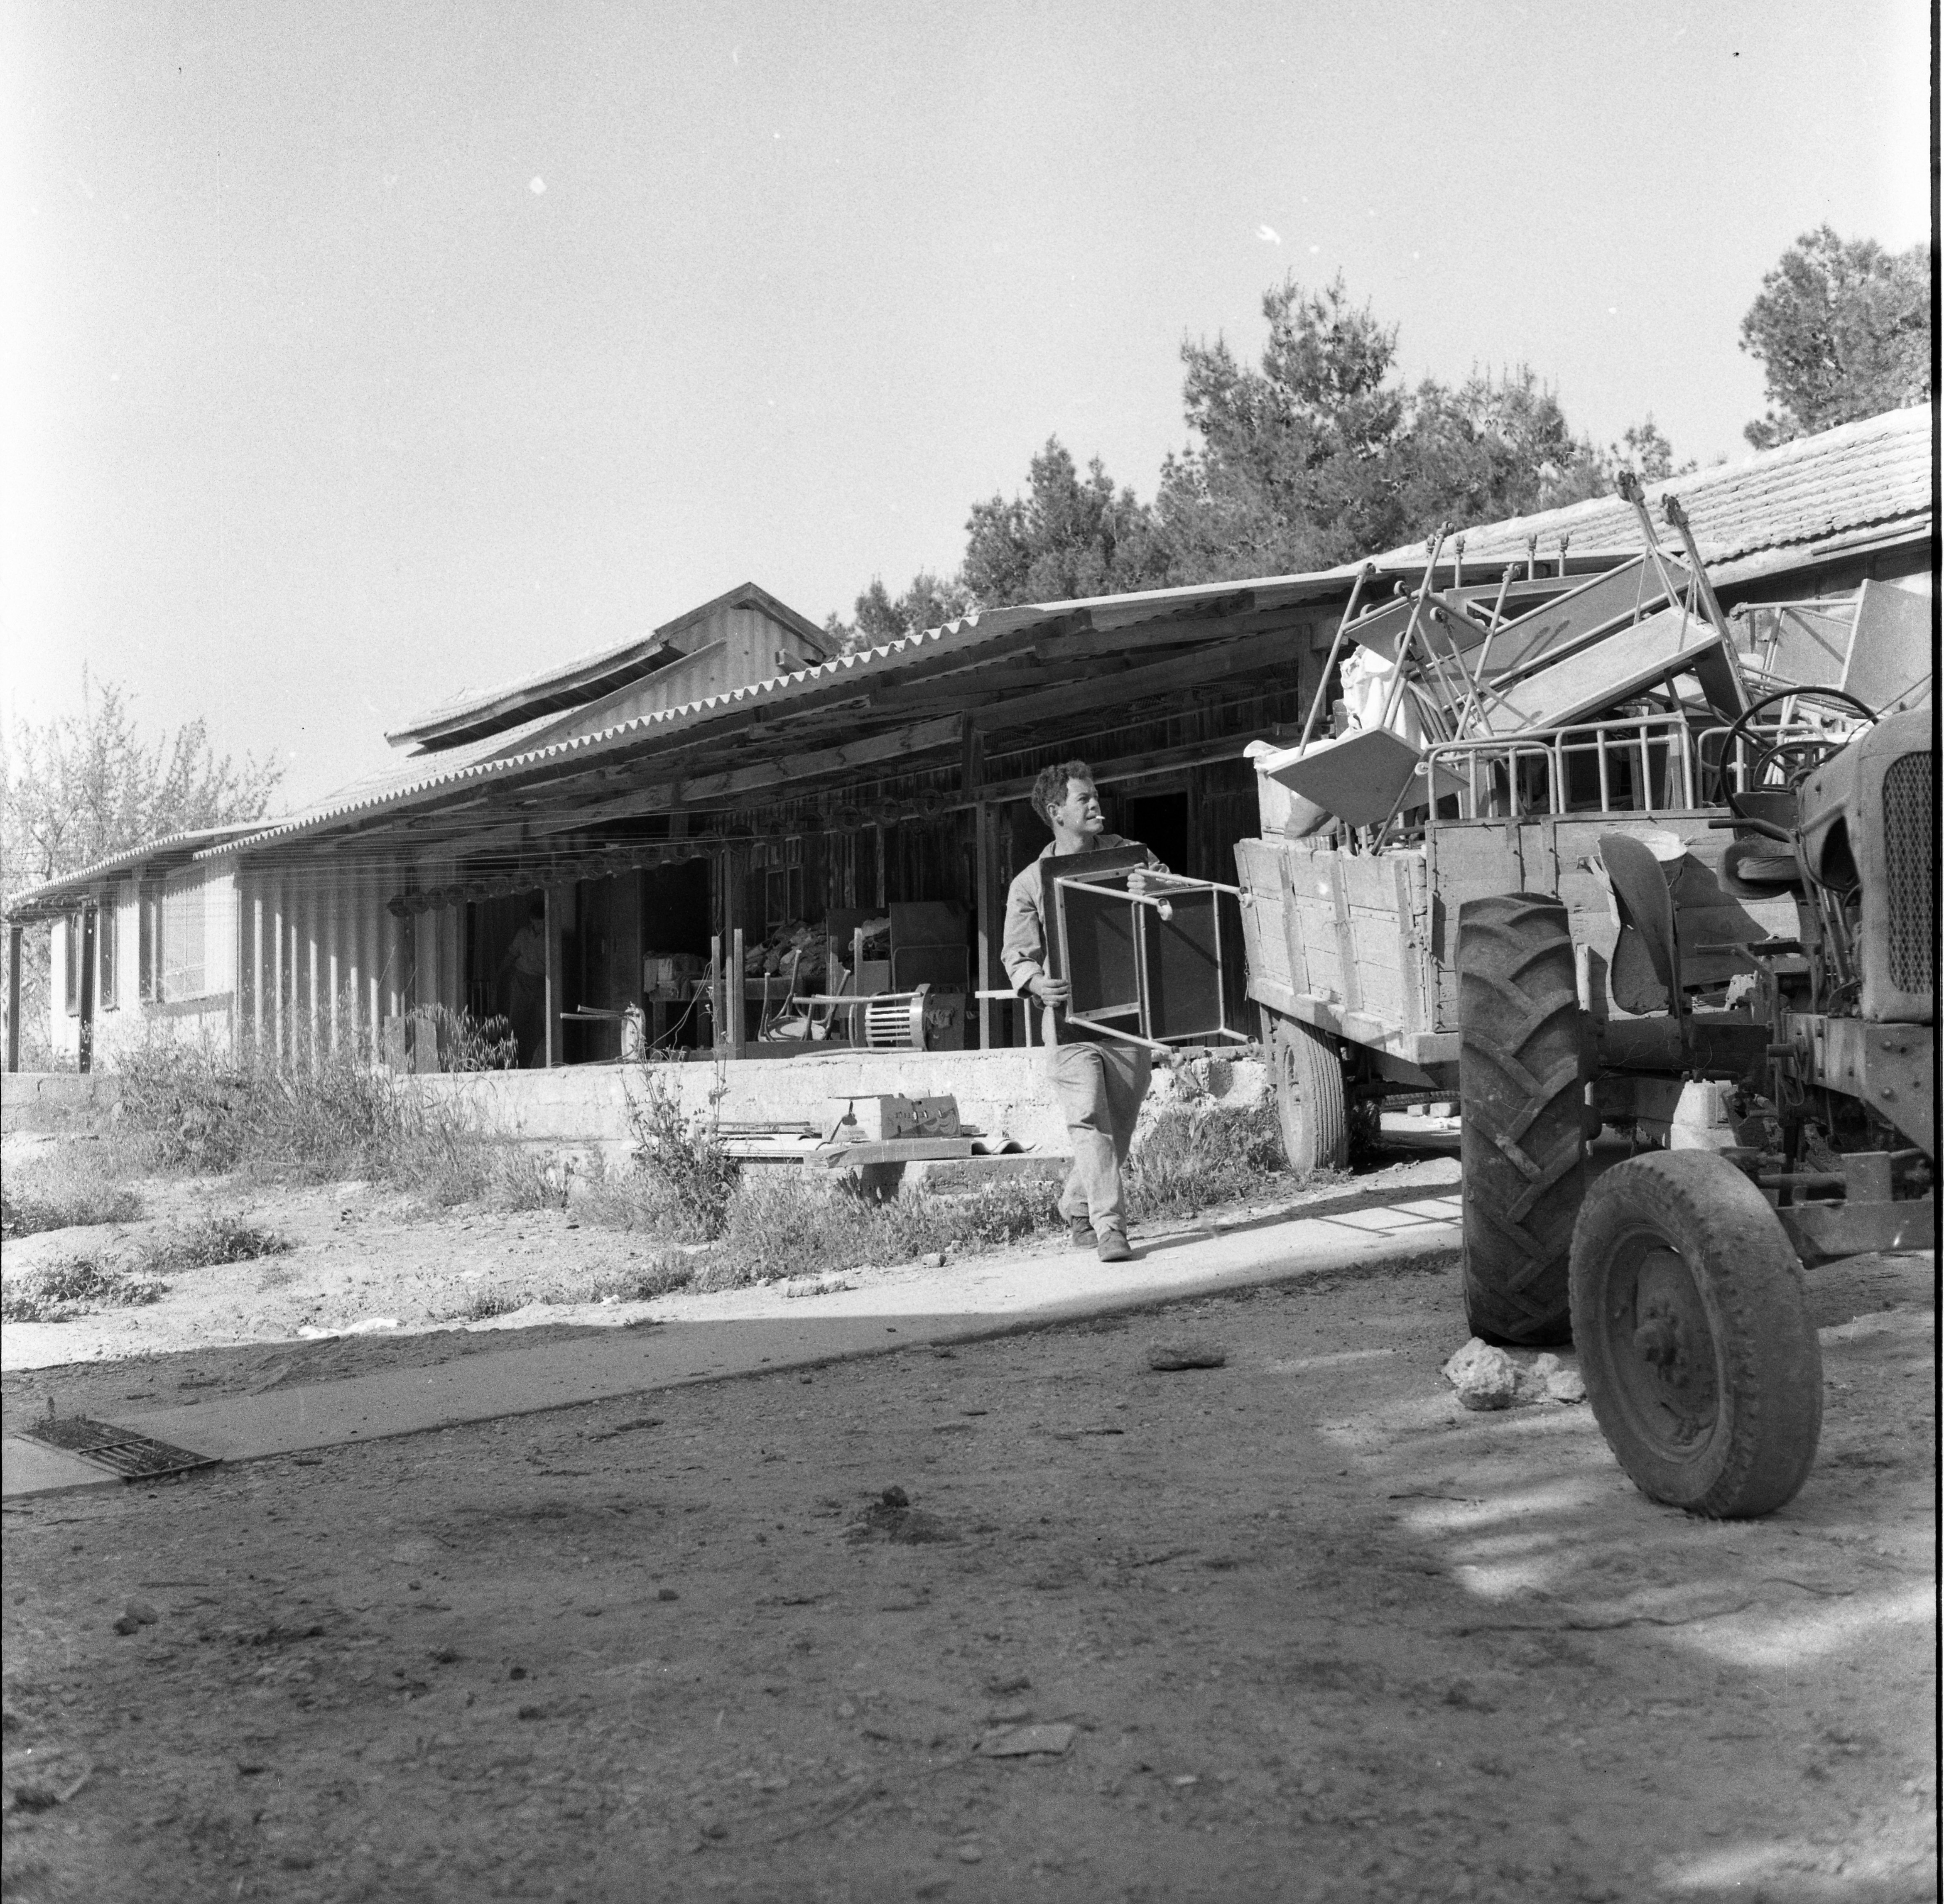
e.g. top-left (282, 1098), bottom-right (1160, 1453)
top-left (2, 1235), bottom-right (1932, 1904)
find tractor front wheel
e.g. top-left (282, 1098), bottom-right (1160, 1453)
top-left (1570, 1150), bottom-right (1822, 1518)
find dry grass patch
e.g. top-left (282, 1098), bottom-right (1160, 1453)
top-left (1124, 1103), bottom-right (1287, 1219)
top-left (128, 1214), bottom-right (291, 1277)
top-left (443, 1253), bottom-right (699, 1320)
top-left (0, 1146), bottom-right (145, 1237)
top-left (0, 1256), bottom-right (170, 1324)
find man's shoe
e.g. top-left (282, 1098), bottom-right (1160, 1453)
top-left (1068, 1217), bottom-right (1096, 1248)
top-left (1096, 1229), bottom-right (1133, 1263)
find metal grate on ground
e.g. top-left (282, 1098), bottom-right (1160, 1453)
top-left (18, 1416), bottom-right (221, 1481)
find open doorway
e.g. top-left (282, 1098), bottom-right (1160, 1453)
top-left (465, 892), bottom-right (547, 1066)
top-left (1119, 790), bottom-right (1190, 878)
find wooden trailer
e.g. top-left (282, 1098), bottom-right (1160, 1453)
top-left (1236, 708), bottom-right (1800, 1172)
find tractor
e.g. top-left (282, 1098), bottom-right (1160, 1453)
top-left (1456, 696), bottom-right (1934, 1516)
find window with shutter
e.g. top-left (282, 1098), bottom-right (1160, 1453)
top-left (162, 874), bottom-right (208, 1000)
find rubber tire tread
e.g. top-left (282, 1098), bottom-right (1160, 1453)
top-left (1457, 893), bottom-right (1585, 1345)
top-left (1570, 1150), bottom-right (1822, 1517)
top-left (1267, 1013), bottom-right (1348, 1178)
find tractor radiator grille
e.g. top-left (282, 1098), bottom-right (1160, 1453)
top-left (1883, 751), bottom-right (1933, 997)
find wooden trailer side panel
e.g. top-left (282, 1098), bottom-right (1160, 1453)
top-left (1238, 839), bottom-right (1433, 1033)
top-left (1282, 849), bottom-right (1348, 1006)
top-left (1427, 813), bottom-right (1801, 1031)
top-left (1234, 839), bottom-right (1297, 1003)
top-left (1334, 849), bottom-right (1427, 1033)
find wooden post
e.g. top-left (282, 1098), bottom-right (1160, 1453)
top-left (250, 889), bottom-right (264, 1055)
top-left (961, 715), bottom-right (995, 1051)
top-left (78, 906), bottom-right (96, 1074)
top-left (710, 933), bottom-right (724, 1057)
top-left (975, 800), bottom-right (995, 1050)
top-left (271, 878), bottom-right (286, 1063)
top-left (328, 927), bottom-right (341, 1058)
top-left (731, 927), bottom-right (745, 1058)
top-left (6, 924), bottom-right (21, 1073)
top-left (309, 883), bottom-right (322, 1060)
top-left (542, 886), bottom-right (559, 1068)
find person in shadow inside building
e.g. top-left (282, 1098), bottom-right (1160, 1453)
top-left (1001, 762), bottom-right (1167, 1262)
top-left (498, 898), bottom-right (549, 1068)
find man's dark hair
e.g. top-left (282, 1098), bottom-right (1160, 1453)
top-left (1031, 761), bottom-right (1096, 829)
top-left (527, 897), bottom-right (546, 921)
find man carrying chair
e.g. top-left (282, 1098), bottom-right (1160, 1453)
top-left (1001, 761), bottom-right (1167, 1263)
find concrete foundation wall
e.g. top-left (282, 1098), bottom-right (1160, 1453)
top-left (412, 1048), bottom-right (1268, 1164)
top-left (1, 1072), bottom-right (123, 1134)
top-left (2, 1048), bottom-right (1270, 1160)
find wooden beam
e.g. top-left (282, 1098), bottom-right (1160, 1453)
top-left (533, 713), bottom-right (966, 832)
top-left (970, 732), bottom-right (1256, 807)
top-left (1081, 592), bottom-right (1258, 631)
top-left (837, 627), bottom-right (1052, 711)
top-left (1026, 605), bottom-right (1297, 662)
top-left (865, 659), bottom-right (1140, 717)
top-left (264, 618), bottom-right (1309, 864)
top-left (970, 623), bottom-right (1301, 734)
top-left (863, 658), bottom-right (1074, 712)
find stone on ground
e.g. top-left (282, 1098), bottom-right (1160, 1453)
top-left (1147, 1341), bottom-right (1226, 1372)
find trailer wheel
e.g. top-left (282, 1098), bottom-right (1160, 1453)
top-left (1456, 894), bottom-right (1584, 1345)
top-left (1266, 1014), bottom-right (1348, 1178)
top-left (1570, 1151), bottom-right (1821, 1517)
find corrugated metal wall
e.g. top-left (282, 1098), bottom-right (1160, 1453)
top-left (235, 856), bottom-right (464, 1063)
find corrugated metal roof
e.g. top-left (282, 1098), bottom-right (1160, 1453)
top-left (1367, 402), bottom-right (1933, 570)
top-left (385, 637), bottom-right (686, 753)
top-left (5, 822), bottom-right (262, 916)
top-left (0, 402), bottom-right (1902, 898)
top-left (197, 607), bottom-right (1049, 859)
top-left (385, 580), bottom-right (838, 751)
top-left (186, 569), bottom-right (1361, 860)
top-left (205, 406), bottom-right (1931, 862)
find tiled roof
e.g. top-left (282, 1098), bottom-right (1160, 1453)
top-left (1369, 403), bottom-right (1933, 570)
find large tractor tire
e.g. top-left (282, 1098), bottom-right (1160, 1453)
top-left (1570, 1150), bottom-right (1821, 1517)
top-left (1265, 1011), bottom-right (1348, 1178)
top-left (1456, 894), bottom-right (1585, 1345)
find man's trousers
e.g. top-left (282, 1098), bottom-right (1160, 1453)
top-left (1047, 1038), bottom-right (1152, 1235)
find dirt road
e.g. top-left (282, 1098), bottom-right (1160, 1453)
top-left (2, 1241), bottom-right (1934, 1903)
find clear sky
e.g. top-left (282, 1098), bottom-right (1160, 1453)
top-left (2, 0), bottom-right (1932, 810)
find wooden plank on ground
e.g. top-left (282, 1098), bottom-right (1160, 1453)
top-left (813, 1138), bottom-right (978, 1167)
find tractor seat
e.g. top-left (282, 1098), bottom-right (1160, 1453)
top-left (1720, 834), bottom-right (1802, 893)
top-left (1598, 831), bottom-right (1771, 1016)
